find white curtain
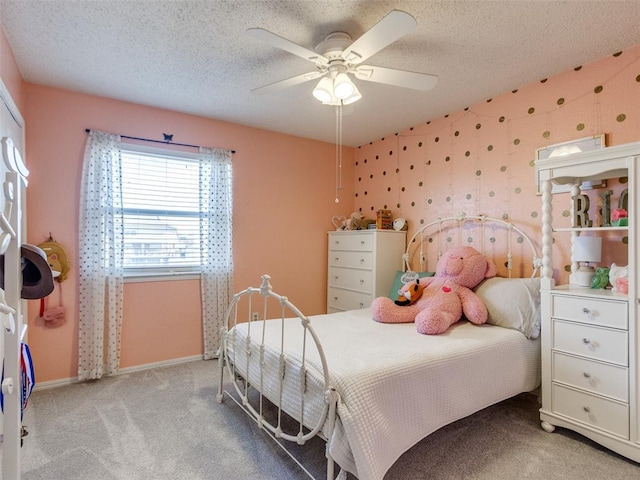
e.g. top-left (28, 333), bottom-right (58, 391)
top-left (199, 147), bottom-right (233, 359)
top-left (78, 130), bottom-right (124, 380)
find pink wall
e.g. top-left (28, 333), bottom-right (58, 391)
top-left (22, 85), bottom-right (354, 382)
top-left (354, 45), bottom-right (640, 282)
top-left (0, 26), bottom-right (24, 113)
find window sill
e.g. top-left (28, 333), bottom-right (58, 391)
top-left (124, 272), bottom-right (201, 283)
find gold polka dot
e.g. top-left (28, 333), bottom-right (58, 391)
top-left (613, 51), bottom-right (622, 57)
top-left (594, 85), bottom-right (603, 93)
top-left (617, 114), bottom-right (627, 122)
top-left (623, 236), bottom-right (628, 244)
top-left (574, 66), bottom-right (582, 71)
top-left (489, 191), bottom-right (495, 197)
top-left (543, 131), bottom-right (550, 138)
top-left (465, 151), bottom-right (471, 157)
top-left (500, 166), bottom-right (507, 172)
top-left (562, 210), bottom-right (570, 217)
top-left (487, 145), bottom-right (493, 151)
top-left (466, 193), bottom-right (472, 199)
top-left (531, 211), bottom-right (538, 218)
top-left (499, 116), bottom-right (505, 122)
top-left (446, 196), bottom-right (451, 202)
top-left (620, 177), bottom-right (628, 184)
top-left (636, 74), bottom-right (640, 82)
top-left (576, 123), bottom-right (585, 131)
top-left (528, 107), bottom-right (535, 114)
top-left (514, 138), bottom-right (520, 145)
top-left (557, 98), bottom-right (565, 105)
top-left (529, 159), bottom-right (535, 167)
top-left (445, 156), bottom-right (450, 162)
top-left (418, 141), bottom-right (423, 147)
top-left (502, 213), bottom-right (509, 220)
top-left (476, 170), bottom-right (482, 176)
top-left (428, 198), bottom-right (433, 204)
top-left (475, 123), bottom-right (481, 129)
top-left (435, 137), bottom-right (440, 142)
top-left (455, 130), bottom-right (460, 136)
top-left (515, 187), bottom-right (522, 194)
top-left (564, 264), bottom-right (571, 272)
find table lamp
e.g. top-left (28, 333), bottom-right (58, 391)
top-left (573, 236), bottom-right (602, 287)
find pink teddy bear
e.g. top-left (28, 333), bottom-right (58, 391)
top-left (371, 246), bottom-right (497, 334)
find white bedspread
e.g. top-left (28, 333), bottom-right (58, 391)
top-left (226, 308), bottom-right (540, 480)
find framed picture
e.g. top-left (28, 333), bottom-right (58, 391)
top-left (535, 134), bottom-right (607, 194)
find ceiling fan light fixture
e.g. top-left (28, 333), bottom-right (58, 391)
top-left (333, 73), bottom-right (355, 99)
top-left (312, 77), bottom-right (334, 102)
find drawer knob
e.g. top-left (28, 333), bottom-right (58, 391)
top-left (582, 406), bottom-right (591, 413)
top-left (359, 302), bottom-right (364, 308)
top-left (360, 241), bottom-right (365, 246)
top-left (335, 257), bottom-right (339, 262)
top-left (333, 296), bottom-right (338, 301)
top-left (582, 307), bottom-right (590, 314)
top-left (359, 279), bottom-right (364, 284)
top-left (583, 372), bottom-right (591, 378)
top-left (582, 338), bottom-right (591, 345)
top-left (360, 258), bottom-right (365, 263)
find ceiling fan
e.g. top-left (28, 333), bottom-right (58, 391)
top-left (247, 10), bottom-right (438, 105)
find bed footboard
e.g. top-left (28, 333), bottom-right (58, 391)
top-left (217, 274), bottom-right (339, 480)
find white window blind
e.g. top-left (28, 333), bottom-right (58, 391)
top-left (121, 148), bottom-right (201, 275)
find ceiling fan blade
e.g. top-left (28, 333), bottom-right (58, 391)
top-left (247, 28), bottom-right (328, 65)
top-left (354, 65), bottom-right (438, 91)
top-left (251, 71), bottom-right (324, 95)
top-left (342, 10), bottom-right (417, 65)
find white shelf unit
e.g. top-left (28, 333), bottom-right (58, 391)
top-left (327, 230), bottom-right (405, 313)
top-left (536, 141), bottom-right (640, 462)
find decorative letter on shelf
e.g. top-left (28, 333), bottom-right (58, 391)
top-left (600, 190), bottom-right (613, 227)
top-left (572, 193), bottom-right (592, 227)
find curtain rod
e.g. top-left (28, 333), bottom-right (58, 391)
top-left (84, 129), bottom-right (235, 154)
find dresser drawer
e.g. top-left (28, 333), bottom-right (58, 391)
top-left (328, 267), bottom-right (373, 293)
top-left (329, 251), bottom-right (373, 269)
top-left (552, 351), bottom-right (628, 402)
top-left (552, 383), bottom-right (629, 439)
top-left (327, 287), bottom-right (372, 310)
top-left (552, 319), bottom-right (628, 366)
top-left (551, 294), bottom-right (627, 330)
top-left (329, 233), bottom-right (373, 252)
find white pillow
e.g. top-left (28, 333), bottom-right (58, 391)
top-left (473, 277), bottom-right (541, 339)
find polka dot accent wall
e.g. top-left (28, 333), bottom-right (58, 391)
top-left (354, 46), bottom-right (640, 282)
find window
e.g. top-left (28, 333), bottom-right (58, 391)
top-left (121, 147), bottom-right (204, 276)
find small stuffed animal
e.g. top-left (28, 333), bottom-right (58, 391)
top-left (371, 246), bottom-right (497, 335)
top-left (394, 278), bottom-right (426, 306)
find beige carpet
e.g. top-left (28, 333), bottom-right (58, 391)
top-left (9, 360), bottom-right (640, 479)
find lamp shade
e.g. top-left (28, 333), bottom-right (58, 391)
top-left (312, 77), bottom-right (334, 103)
top-left (333, 73), bottom-right (355, 99)
top-left (574, 236), bottom-right (602, 263)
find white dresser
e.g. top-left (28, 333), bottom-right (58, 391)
top-left (536, 141), bottom-right (640, 462)
top-left (327, 230), bottom-right (405, 313)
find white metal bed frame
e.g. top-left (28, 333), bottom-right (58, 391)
top-left (217, 213), bottom-right (541, 480)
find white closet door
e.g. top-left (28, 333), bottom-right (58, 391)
top-left (0, 79), bottom-right (26, 480)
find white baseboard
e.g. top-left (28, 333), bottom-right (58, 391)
top-left (34, 354), bottom-right (205, 391)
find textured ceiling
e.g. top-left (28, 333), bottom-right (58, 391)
top-left (2, 1), bottom-right (640, 147)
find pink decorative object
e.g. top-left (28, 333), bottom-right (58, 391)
top-left (611, 208), bottom-right (628, 221)
top-left (616, 277), bottom-right (629, 294)
top-left (371, 246), bottom-right (497, 335)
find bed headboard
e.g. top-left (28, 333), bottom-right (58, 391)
top-left (403, 212), bottom-right (541, 278)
